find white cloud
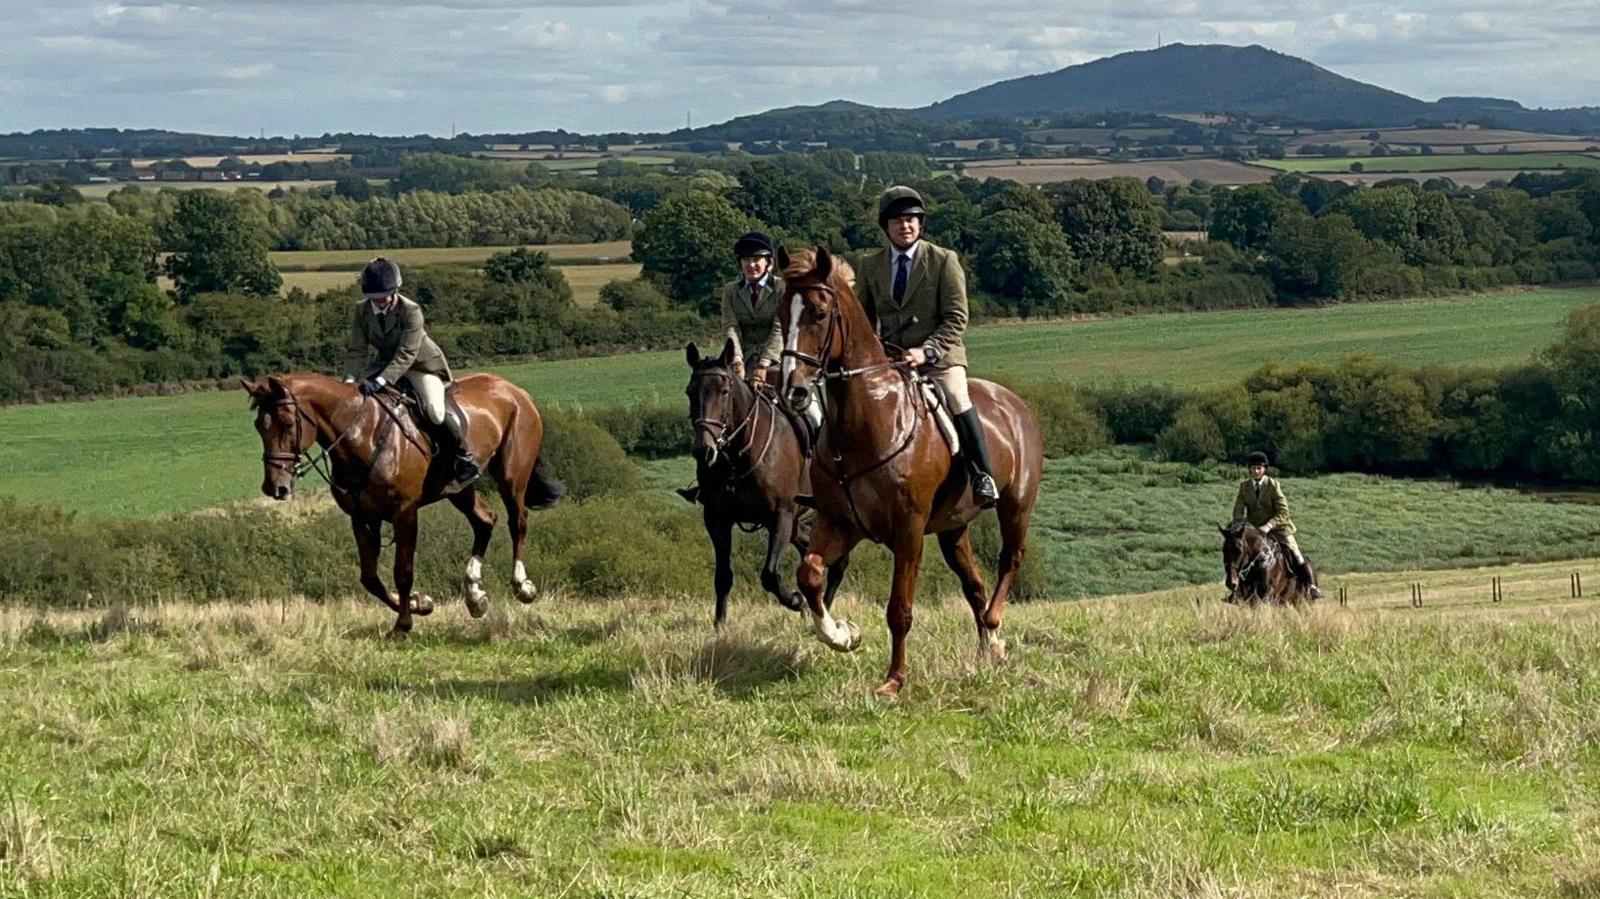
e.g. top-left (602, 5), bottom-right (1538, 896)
top-left (224, 63), bottom-right (274, 79)
top-left (0, 0), bottom-right (1595, 134)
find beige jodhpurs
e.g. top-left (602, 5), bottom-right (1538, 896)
top-left (1271, 532), bottom-right (1304, 565)
top-left (930, 365), bottom-right (974, 414)
top-left (402, 371), bottom-right (447, 425)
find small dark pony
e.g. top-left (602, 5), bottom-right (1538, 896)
top-left (685, 338), bottom-right (849, 628)
top-left (1219, 522), bottom-right (1307, 605)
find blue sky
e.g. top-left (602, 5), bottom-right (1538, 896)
top-left (2, 0), bottom-right (1596, 136)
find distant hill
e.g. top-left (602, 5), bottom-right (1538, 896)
top-left (918, 44), bottom-right (1432, 126)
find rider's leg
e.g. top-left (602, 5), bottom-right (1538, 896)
top-left (404, 372), bottom-right (479, 485)
top-left (934, 366), bottom-right (998, 508)
top-left (1279, 533), bottom-right (1323, 599)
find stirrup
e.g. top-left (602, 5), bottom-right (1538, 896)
top-left (453, 455), bottom-right (481, 485)
top-left (972, 471), bottom-right (999, 509)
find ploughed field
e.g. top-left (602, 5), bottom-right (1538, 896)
top-left (4, 561), bottom-right (1600, 896)
top-left (1, 287), bottom-right (1594, 520)
top-left (1259, 153), bottom-right (1600, 174)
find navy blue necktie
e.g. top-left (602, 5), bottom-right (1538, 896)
top-left (892, 253), bottom-right (909, 302)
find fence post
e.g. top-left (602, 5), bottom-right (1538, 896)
top-left (1411, 583), bottom-right (1422, 608)
top-left (1338, 586), bottom-right (1348, 607)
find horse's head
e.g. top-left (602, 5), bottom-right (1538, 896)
top-left (776, 245), bottom-right (856, 413)
top-left (684, 339), bottom-right (742, 468)
top-left (242, 375), bottom-right (315, 500)
top-left (1218, 520), bottom-right (1252, 593)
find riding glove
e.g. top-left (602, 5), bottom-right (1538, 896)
top-left (359, 377), bottom-right (385, 396)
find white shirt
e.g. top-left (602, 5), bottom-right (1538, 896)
top-left (890, 242), bottom-right (919, 277)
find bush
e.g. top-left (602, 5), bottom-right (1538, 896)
top-left (537, 411), bottom-right (640, 500)
top-left (1007, 383), bottom-right (1110, 456)
top-left (587, 404), bottom-right (692, 458)
top-left (1156, 403), bottom-right (1226, 462)
top-left (1084, 384), bottom-right (1184, 443)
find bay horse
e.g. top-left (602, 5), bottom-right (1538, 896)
top-left (242, 373), bottom-right (564, 637)
top-left (1219, 522), bottom-right (1308, 605)
top-left (684, 338), bottom-right (849, 628)
top-left (776, 247), bottom-right (1044, 696)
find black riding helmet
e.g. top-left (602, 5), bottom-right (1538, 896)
top-left (733, 231), bottom-right (775, 259)
top-left (1247, 451), bottom-right (1270, 467)
top-left (877, 185), bottom-right (927, 229)
top-left (361, 257), bottom-right (402, 298)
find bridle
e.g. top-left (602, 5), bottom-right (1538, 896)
top-left (1229, 529), bottom-right (1279, 594)
top-left (690, 370), bottom-right (777, 477)
top-left (259, 386), bottom-right (364, 494)
top-left (778, 275), bottom-right (923, 539)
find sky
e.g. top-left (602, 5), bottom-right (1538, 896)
top-left (2, 0), bottom-right (1597, 137)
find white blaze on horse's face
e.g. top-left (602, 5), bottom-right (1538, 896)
top-left (780, 292), bottom-right (803, 387)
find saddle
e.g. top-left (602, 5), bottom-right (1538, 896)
top-left (391, 380), bottom-right (467, 459)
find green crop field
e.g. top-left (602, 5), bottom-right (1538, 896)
top-left (1, 287), bottom-right (1595, 519)
top-left (4, 560), bottom-right (1600, 896)
top-left (1259, 153), bottom-right (1600, 174)
top-left (270, 241), bottom-right (633, 272)
top-left (278, 262), bottom-right (640, 305)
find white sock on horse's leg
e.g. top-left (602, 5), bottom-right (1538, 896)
top-left (466, 555), bottom-right (488, 605)
top-left (514, 559), bottom-right (537, 601)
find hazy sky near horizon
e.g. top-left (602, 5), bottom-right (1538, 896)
top-left (3, 0), bottom-right (1597, 136)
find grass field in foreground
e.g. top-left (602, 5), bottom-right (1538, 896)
top-left (1258, 153), bottom-right (1600, 174)
top-left (1, 287), bottom-right (1595, 518)
top-left (4, 561), bottom-right (1600, 896)
top-left (269, 241), bottom-right (633, 272)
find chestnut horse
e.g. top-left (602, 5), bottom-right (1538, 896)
top-left (776, 247), bottom-right (1044, 696)
top-left (243, 373), bottom-right (564, 637)
top-left (684, 337), bottom-right (849, 628)
top-left (1219, 522), bottom-right (1309, 605)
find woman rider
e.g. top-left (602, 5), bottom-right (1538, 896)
top-left (344, 257), bottom-right (479, 490)
top-left (719, 231), bottom-right (785, 384)
top-left (677, 232), bottom-right (786, 504)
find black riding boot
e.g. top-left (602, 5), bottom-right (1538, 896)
top-left (677, 484), bottom-right (700, 504)
top-left (1295, 556), bottom-right (1324, 600)
top-left (955, 408), bottom-right (1000, 509)
top-left (440, 409), bottom-right (480, 487)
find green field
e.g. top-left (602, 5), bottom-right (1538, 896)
top-left (279, 262), bottom-right (641, 306)
top-left (1, 287), bottom-right (1594, 519)
top-left (1259, 153), bottom-right (1600, 174)
top-left (270, 241), bottom-right (633, 272)
top-left (76, 179), bottom-right (335, 199)
top-left (4, 561), bottom-right (1600, 895)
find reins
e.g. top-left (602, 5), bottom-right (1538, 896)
top-left (261, 388), bottom-right (365, 495)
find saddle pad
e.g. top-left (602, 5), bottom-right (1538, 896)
top-left (919, 379), bottom-right (960, 456)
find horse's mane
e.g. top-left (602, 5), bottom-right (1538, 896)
top-left (781, 248), bottom-right (856, 290)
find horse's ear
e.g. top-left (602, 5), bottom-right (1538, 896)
top-left (1218, 523), bottom-right (1230, 536)
top-left (240, 377), bottom-right (262, 396)
top-left (719, 337), bottom-right (737, 367)
top-left (776, 246), bottom-right (791, 272)
top-left (814, 245), bottom-right (833, 283)
top-left (685, 342), bottom-right (700, 368)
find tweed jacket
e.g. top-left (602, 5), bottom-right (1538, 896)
top-left (343, 295), bottom-right (451, 384)
top-left (1231, 476), bottom-right (1295, 536)
top-left (855, 239), bottom-right (969, 368)
top-left (719, 276), bottom-right (785, 363)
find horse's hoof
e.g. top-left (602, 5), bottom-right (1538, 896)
top-left (410, 595), bottom-right (435, 616)
top-left (516, 580), bottom-right (538, 604)
top-left (980, 636), bottom-right (1007, 664)
top-left (844, 620), bottom-right (863, 652)
top-left (386, 627), bottom-right (409, 642)
top-left (465, 595), bottom-right (488, 619)
top-left (873, 678), bottom-right (903, 698)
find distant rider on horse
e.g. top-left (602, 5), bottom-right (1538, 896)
top-left (1231, 451), bottom-right (1322, 599)
top-left (678, 232), bottom-right (787, 505)
top-left (856, 185), bottom-right (999, 507)
top-left (720, 230), bottom-right (786, 384)
top-left (344, 257), bottom-right (479, 489)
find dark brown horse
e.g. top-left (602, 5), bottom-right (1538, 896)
top-left (685, 338), bottom-right (849, 628)
top-left (776, 248), bottom-right (1044, 696)
top-left (1219, 522), bottom-right (1307, 605)
top-left (243, 373), bottom-right (564, 637)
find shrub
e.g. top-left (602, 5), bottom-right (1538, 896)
top-left (1157, 404), bottom-right (1226, 462)
top-left (1006, 383), bottom-right (1110, 456)
top-left (537, 411), bottom-right (640, 500)
top-left (1085, 384), bottom-right (1184, 443)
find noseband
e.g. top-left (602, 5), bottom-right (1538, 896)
top-left (690, 371), bottom-right (776, 475)
top-left (1235, 535), bottom-right (1279, 584)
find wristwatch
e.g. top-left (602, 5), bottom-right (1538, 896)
top-left (922, 344), bottom-right (941, 366)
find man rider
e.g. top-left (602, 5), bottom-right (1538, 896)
top-left (856, 185), bottom-right (999, 507)
top-left (344, 257), bottom-right (479, 489)
top-left (1231, 451), bottom-right (1322, 599)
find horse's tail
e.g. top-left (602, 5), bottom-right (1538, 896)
top-left (526, 453), bottom-right (566, 509)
